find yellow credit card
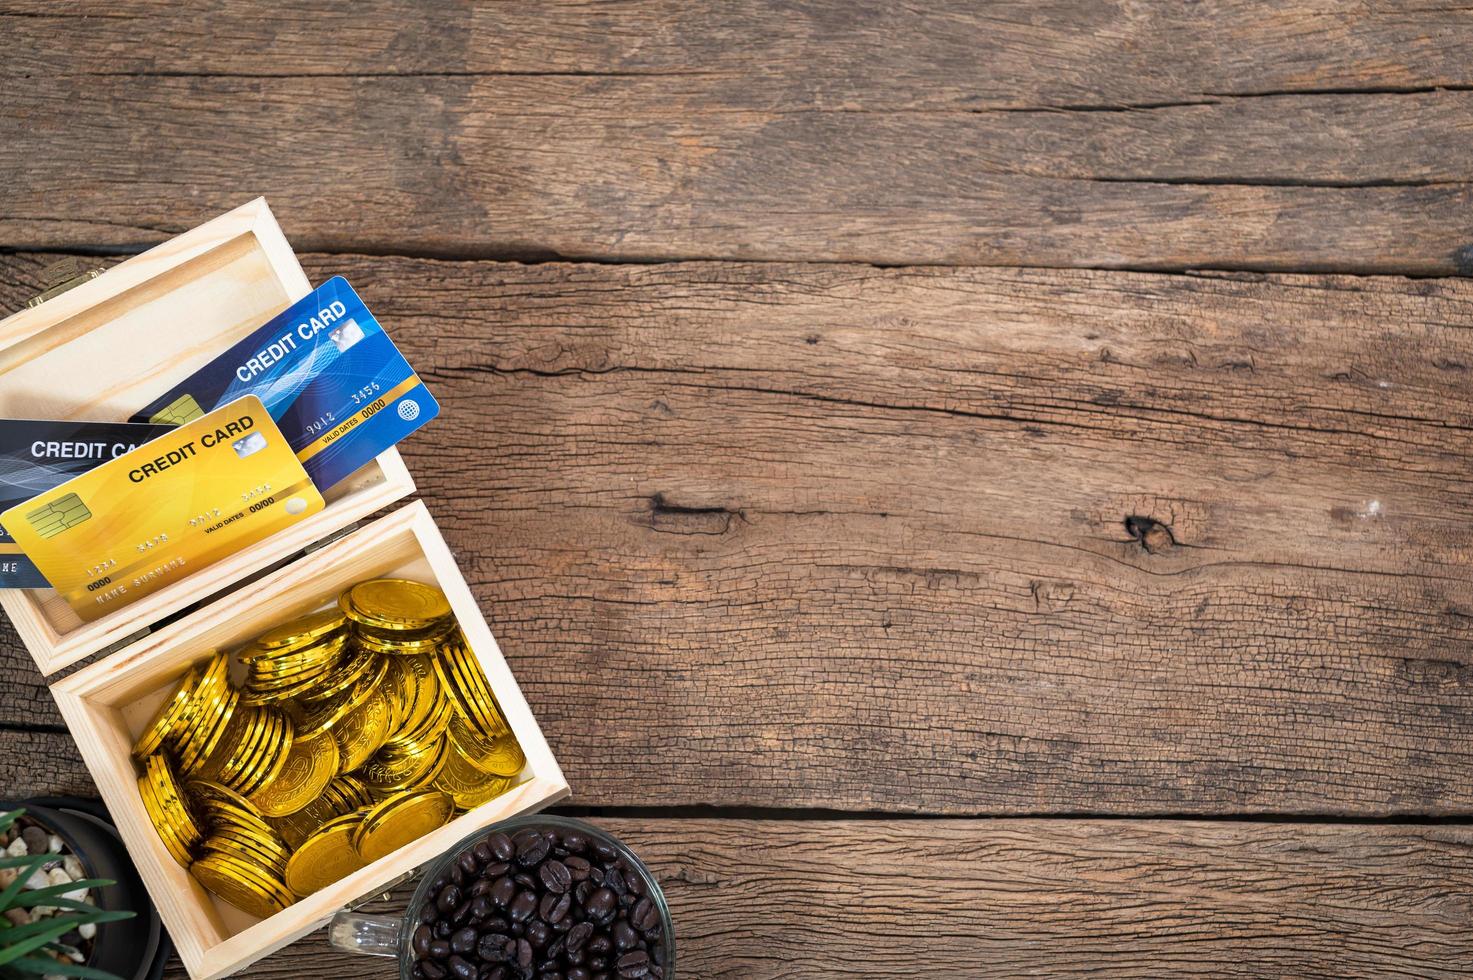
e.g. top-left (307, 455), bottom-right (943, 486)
top-left (2, 396), bottom-right (324, 622)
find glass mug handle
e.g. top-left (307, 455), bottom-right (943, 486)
top-left (328, 910), bottom-right (403, 957)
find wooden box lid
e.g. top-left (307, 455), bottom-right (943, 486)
top-left (0, 199), bottom-right (415, 675)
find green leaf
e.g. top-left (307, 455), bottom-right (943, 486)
top-left (7, 956), bottom-right (126, 980)
top-left (0, 855), bottom-right (51, 871)
top-left (10, 880), bottom-right (114, 909)
top-left (0, 920), bottom-right (76, 967)
top-left (0, 857), bottom-right (50, 911)
top-left (0, 811), bottom-right (20, 836)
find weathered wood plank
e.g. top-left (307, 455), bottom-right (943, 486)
top-left (151, 819), bottom-right (1473, 979)
top-left (8, 0), bottom-right (1473, 103)
top-left (3, 254), bottom-right (1473, 815)
top-left (4, 2), bottom-right (1473, 269)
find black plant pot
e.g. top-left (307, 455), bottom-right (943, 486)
top-left (2, 796), bottom-right (168, 980)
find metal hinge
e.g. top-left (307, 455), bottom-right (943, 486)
top-left (25, 258), bottom-right (105, 309)
top-left (304, 520), bottom-right (362, 555)
top-left (95, 626), bottom-right (152, 659)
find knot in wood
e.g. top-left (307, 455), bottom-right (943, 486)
top-left (1124, 515), bottom-right (1175, 554)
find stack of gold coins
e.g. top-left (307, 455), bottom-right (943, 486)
top-left (130, 577), bottom-right (523, 921)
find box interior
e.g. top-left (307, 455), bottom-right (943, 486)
top-left (55, 508), bottom-right (556, 973)
top-left (0, 218), bottom-right (404, 661)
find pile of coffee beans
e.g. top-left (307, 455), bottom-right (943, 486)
top-left (412, 824), bottom-right (668, 980)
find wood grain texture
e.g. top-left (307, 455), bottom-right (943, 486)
top-left (3, 253), bottom-right (1473, 816)
top-left (4, 1), bottom-right (1473, 270)
top-left (147, 819), bottom-right (1473, 979)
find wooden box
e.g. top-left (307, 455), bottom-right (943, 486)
top-left (0, 201), bottom-right (570, 978)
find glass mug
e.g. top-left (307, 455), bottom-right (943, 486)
top-left (330, 815), bottom-right (675, 978)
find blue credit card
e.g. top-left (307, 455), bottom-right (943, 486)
top-left (130, 277), bottom-right (438, 491)
top-left (0, 419), bottom-right (175, 587)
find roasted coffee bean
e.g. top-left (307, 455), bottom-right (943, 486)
top-left (509, 890), bottom-right (538, 923)
top-left (474, 841), bottom-right (496, 865)
top-left (543, 972), bottom-right (564, 980)
top-left (561, 831), bottom-right (588, 853)
top-left (471, 896), bottom-right (494, 922)
top-left (491, 876), bottom-right (518, 907)
top-left (624, 873), bottom-right (645, 899)
top-left (486, 862), bottom-right (511, 877)
top-left (612, 921), bottom-right (637, 950)
top-left (588, 866), bottom-right (605, 886)
top-left (584, 888), bottom-right (616, 923)
top-left (421, 962), bottom-right (447, 980)
top-left (603, 867), bottom-right (625, 896)
top-left (566, 971), bottom-right (590, 980)
top-left (459, 851), bottom-right (481, 876)
top-left (540, 891), bottom-right (571, 924)
top-left (435, 920), bottom-right (454, 938)
top-left (472, 879), bottom-right (495, 898)
top-left (453, 863), bottom-right (468, 886)
top-left (525, 919), bottom-right (550, 948)
top-left (650, 946), bottom-right (665, 967)
top-left (540, 860), bottom-right (572, 894)
top-left (452, 928), bottom-right (478, 955)
top-left (484, 969), bottom-right (508, 980)
top-left (453, 900), bottom-right (474, 925)
top-left (514, 872), bottom-right (538, 890)
top-left (588, 958), bottom-right (607, 972)
top-left (449, 956), bottom-right (477, 980)
top-left (437, 885), bottom-right (462, 915)
top-left (478, 934), bottom-right (511, 961)
top-left (615, 950), bottom-right (649, 979)
top-left (564, 856), bottom-right (591, 881)
top-left (629, 898), bottom-right (658, 931)
top-left (588, 934), bottom-right (612, 955)
top-left (566, 922), bottom-right (594, 953)
top-left (488, 832), bottom-right (516, 863)
top-left (575, 880), bottom-right (594, 905)
top-left (429, 939), bottom-right (452, 959)
top-left (592, 840), bottom-right (617, 862)
top-left (516, 938), bottom-right (534, 969)
top-left (513, 830), bottom-right (550, 865)
top-left (414, 924), bottom-right (434, 957)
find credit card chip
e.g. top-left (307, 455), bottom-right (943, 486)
top-left (26, 492), bottom-right (91, 539)
top-left (149, 393), bottom-right (205, 426)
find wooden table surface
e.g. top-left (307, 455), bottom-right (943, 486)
top-left (4, 2), bottom-right (1473, 976)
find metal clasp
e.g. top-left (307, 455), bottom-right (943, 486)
top-left (25, 258), bottom-right (105, 309)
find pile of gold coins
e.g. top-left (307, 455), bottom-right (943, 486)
top-left (132, 578), bottom-right (525, 920)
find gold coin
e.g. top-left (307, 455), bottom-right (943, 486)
top-left (449, 724), bottom-right (526, 778)
top-left (284, 814), bottom-right (365, 896)
top-left (249, 729), bottom-right (341, 818)
top-left (133, 662), bottom-right (205, 761)
top-left (200, 826), bottom-right (290, 873)
top-left (383, 693), bottom-right (453, 757)
top-left (296, 645), bottom-right (377, 706)
top-left (186, 780), bottom-right (267, 825)
top-left (177, 677), bottom-right (238, 776)
top-left (192, 851), bottom-right (294, 919)
top-left (352, 630), bottom-right (445, 657)
top-left (436, 639), bottom-right (508, 740)
top-left (341, 579), bottom-right (451, 631)
top-left (387, 654), bottom-right (438, 740)
top-left (433, 743), bottom-right (517, 810)
top-left (255, 608), bottom-right (346, 651)
top-left (297, 657), bottom-right (386, 737)
top-left (198, 706), bottom-right (265, 789)
top-left (141, 755), bottom-right (203, 865)
top-left (360, 737), bottom-right (450, 796)
top-left (333, 685), bottom-right (390, 772)
top-left (236, 710), bottom-right (296, 798)
top-left (352, 790), bottom-right (454, 863)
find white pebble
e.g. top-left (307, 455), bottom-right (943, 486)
top-left (2, 907), bottom-right (29, 926)
top-left (5, 838), bottom-right (26, 857)
top-left (46, 867), bottom-right (71, 887)
top-left (0, 867), bottom-right (16, 888)
top-left (62, 856), bottom-right (83, 880)
top-left (24, 868), bottom-right (49, 890)
top-left (63, 887), bottom-right (89, 904)
top-left (78, 922), bottom-right (96, 940)
top-left (47, 835), bottom-right (62, 854)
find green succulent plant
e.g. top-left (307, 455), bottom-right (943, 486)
top-left (0, 810), bottom-right (133, 980)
